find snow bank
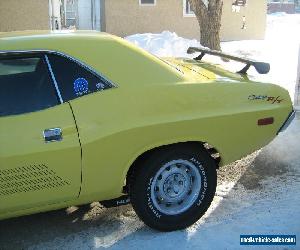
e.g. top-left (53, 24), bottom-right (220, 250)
top-left (126, 31), bottom-right (202, 58)
top-left (125, 14), bottom-right (300, 100)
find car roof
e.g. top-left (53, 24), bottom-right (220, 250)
top-left (0, 30), bottom-right (113, 40)
top-left (0, 30), bottom-right (185, 86)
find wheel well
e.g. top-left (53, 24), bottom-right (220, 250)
top-left (124, 141), bottom-right (220, 194)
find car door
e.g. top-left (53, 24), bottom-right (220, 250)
top-left (44, 53), bottom-right (114, 199)
top-left (0, 53), bottom-right (82, 214)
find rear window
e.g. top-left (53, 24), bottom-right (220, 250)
top-left (0, 58), bottom-right (40, 76)
top-left (47, 54), bottom-right (111, 101)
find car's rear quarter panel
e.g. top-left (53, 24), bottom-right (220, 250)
top-left (70, 81), bottom-right (292, 202)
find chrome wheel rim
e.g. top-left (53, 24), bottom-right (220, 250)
top-left (150, 159), bottom-right (202, 215)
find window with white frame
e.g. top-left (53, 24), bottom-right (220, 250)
top-left (183, 0), bottom-right (195, 16)
top-left (139, 0), bottom-right (156, 6)
top-left (183, 0), bottom-right (208, 16)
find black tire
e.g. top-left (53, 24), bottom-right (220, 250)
top-left (129, 143), bottom-right (217, 231)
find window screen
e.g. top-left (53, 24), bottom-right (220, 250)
top-left (47, 54), bottom-right (110, 102)
top-left (0, 56), bottom-right (59, 117)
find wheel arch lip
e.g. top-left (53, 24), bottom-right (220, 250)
top-left (121, 139), bottom-right (221, 193)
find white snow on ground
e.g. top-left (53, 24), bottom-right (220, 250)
top-left (0, 14), bottom-right (299, 250)
top-left (126, 13), bottom-right (300, 101)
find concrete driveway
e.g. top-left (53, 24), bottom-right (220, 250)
top-left (0, 113), bottom-right (299, 250)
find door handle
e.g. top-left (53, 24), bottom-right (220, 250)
top-left (43, 128), bottom-right (62, 143)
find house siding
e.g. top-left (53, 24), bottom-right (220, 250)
top-left (0, 0), bottom-right (267, 41)
top-left (104, 0), bottom-right (267, 41)
top-left (0, 0), bottom-right (50, 32)
top-left (221, 0), bottom-right (267, 41)
top-left (104, 0), bottom-right (200, 39)
top-left (295, 45), bottom-right (300, 107)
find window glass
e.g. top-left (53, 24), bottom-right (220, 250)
top-left (140, 0), bottom-right (156, 5)
top-left (0, 56), bottom-right (59, 117)
top-left (0, 58), bottom-right (40, 76)
top-left (232, 0), bottom-right (247, 6)
top-left (184, 0), bottom-right (195, 15)
top-left (184, 0), bottom-right (208, 15)
top-left (47, 54), bottom-right (110, 101)
top-left (186, 1), bottom-right (194, 14)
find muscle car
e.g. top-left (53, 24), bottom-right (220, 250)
top-left (0, 31), bottom-right (294, 231)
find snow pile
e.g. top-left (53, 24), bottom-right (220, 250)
top-left (126, 31), bottom-right (202, 57)
top-left (125, 14), bottom-right (300, 100)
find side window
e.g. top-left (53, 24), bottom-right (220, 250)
top-left (0, 55), bottom-right (59, 117)
top-left (47, 54), bottom-right (111, 101)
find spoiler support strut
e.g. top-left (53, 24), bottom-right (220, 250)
top-left (187, 47), bottom-right (270, 75)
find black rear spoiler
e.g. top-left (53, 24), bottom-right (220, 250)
top-left (187, 47), bottom-right (270, 74)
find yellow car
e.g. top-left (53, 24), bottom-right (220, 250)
top-left (0, 31), bottom-right (294, 231)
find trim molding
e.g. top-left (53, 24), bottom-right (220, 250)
top-left (44, 54), bottom-right (64, 104)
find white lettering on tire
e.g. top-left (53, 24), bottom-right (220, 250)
top-left (190, 158), bottom-right (208, 207)
top-left (147, 177), bottom-right (162, 219)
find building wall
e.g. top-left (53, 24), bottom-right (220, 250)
top-left (221, 0), bottom-right (267, 41)
top-left (104, 0), bottom-right (267, 41)
top-left (295, 45), bottom-right (300, 107)
top-left (104, 0), bottom-right (200, 40)
top-left (0, 0), bottom-right (50, 32)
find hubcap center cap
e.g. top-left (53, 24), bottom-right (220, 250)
top-left (163, 173), bottom-right (186, 198)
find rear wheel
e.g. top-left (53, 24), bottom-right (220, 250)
top-left (129, 143), bottom-right (217, 231)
